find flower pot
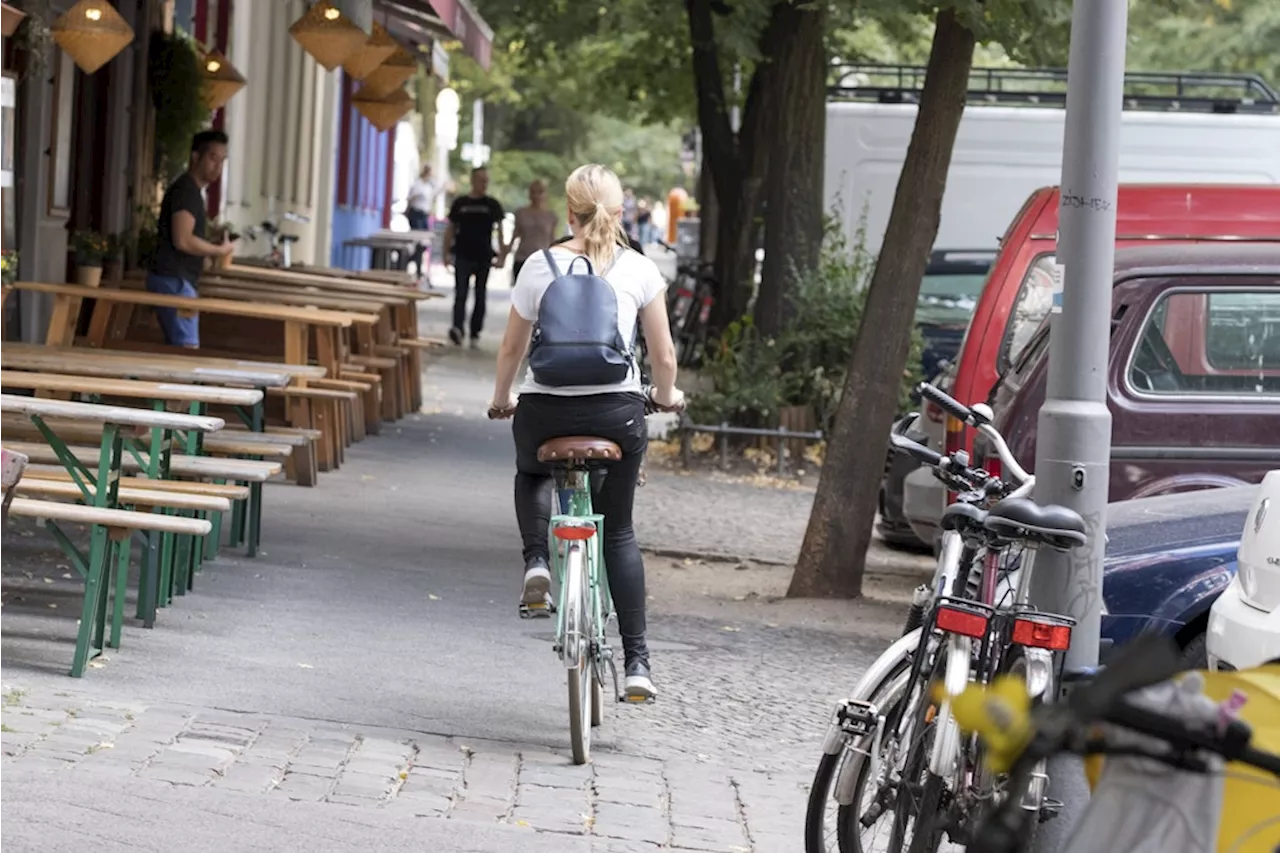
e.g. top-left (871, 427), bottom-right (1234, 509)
top-left (76, 265), bottom-right (103, 289)
top-left (1, 4), bottom-right (27, 39)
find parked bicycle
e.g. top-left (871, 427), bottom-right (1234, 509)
top-left (952, 633), bottom-right (1280, 853)
top-left (656, 241), bottom-right (718, 368)
top-left (805, 382), bottom-right (1086, 853)
top-left (489, 386), bottom-right (683, 764)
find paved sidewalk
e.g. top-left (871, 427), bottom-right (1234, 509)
top-left (1, 290), bottom-right (917, 851)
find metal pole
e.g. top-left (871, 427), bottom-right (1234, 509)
top-left (1029, 0), bottom-right (1127, 849)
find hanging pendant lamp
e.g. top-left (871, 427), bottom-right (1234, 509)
top-left (352, 86), bottom-right (412, 133)
top-left (289, 0), bottom-right (366, 72)
top-left (202, 50), bottom-right (246, 111)
top-left (357, 43), bottom-right (415, 99)
top-left (341, 20), bottom-right (396, 81)
top-left (51, 0), bottom-right (136, 75)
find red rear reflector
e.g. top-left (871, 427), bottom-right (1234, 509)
top-left (1012, 618), bottom-right (1072, 651)
top-left (936, 606), bottom-right (989, 639)
top-left (553, 524), bottom-right (596, 541)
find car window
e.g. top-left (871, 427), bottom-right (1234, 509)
top-left (998, 253), bottom-right (1057, 373)
top-left (1127, 288), bottom-right (1280, 397)
top-left (915, 272), bottom-right (988, 327)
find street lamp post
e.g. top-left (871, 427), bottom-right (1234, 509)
top-left (1029, 0), bottom-right (1128, 849)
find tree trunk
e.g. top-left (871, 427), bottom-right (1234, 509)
top-left (788, 9), bottom-right (975, 599)
top-left (754, 0), bottom-right (827, 340)
top-left (686, 0), bottom-right (772, 334)
top-left (698, 146), bottom-right (719, 264)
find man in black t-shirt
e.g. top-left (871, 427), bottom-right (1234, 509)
top-left (442, 167), bottom-right (504, 348)
top-left (147, 129), bottom-right (235, 348)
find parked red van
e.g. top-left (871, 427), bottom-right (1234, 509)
top-left (902, 184), bottom-right (1280, 548)
top-left (981, 243), bottom-right (1280, 501)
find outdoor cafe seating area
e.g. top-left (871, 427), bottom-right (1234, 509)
top-left (0, 262), bottom-right (444, 677)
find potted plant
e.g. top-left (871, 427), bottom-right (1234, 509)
top-left (1, 250), bottom-right (18, 287)
top-left (71, 229), bottom-right (110, 288)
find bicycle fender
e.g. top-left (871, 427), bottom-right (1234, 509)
top-left (846, 627), bottom-right (923, 707)
top-left (928, 634), bottom-right (972, 780)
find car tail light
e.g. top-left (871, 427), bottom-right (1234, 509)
top-left (1012, 617), bottom-right (1072, 651)
top-left (925, 399), bottom-right (945, 424)
top-left (936, 605), bottom-right (989, 639)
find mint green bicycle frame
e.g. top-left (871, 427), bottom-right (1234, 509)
top-left (551, 469), bottom-right (613, 670)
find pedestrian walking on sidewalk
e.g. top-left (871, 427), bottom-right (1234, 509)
top-left (443, 167), bottom-right (504, 348)
top-left (405, 164), bottom-right (442, 286)
top-left (488, 163), bottom-right (684, 702)
top-left (505, 180), bottom-right (558, 284)
top-left (147, 129), bottom-right (236, 348)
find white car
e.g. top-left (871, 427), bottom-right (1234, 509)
top-left (1207, 469), bottom-right (1280, 671)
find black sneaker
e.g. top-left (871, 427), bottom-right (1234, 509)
top-left (624, 659), bottom-right (656, 702)
top-left (448, 327), bottom-right (464, 346)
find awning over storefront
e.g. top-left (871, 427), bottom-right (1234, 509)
top-left (377, 0), bottom-right (492, 71)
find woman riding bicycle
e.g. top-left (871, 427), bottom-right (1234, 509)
top-left (489, 164), bottom-right (684, 702)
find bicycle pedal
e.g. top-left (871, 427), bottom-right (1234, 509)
top-left (519, 602), bottom-right (555, 619)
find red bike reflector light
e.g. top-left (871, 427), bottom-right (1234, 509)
top-left (553, 524), bottom-right (596, 541)
top-left (1012, 618), bottom-right (1072, 651)
top-left (935, 606), bottom-right (988, 639)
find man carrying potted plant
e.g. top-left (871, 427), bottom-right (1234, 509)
top-left (146, 129), bottom-right (235, 348)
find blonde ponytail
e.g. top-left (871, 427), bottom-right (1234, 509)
top-left (565, 164), bottom-right (627, 273)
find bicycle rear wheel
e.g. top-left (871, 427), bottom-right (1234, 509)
top-left (564, 544), bottom-right (592, 764)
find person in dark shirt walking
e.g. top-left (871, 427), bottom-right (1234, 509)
top-left (147, 129), bottom-right (235, 348)
top-left (442, 167), bottom-right (504, 348)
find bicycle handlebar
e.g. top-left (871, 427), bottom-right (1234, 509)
top-left (918, 382), bottom-right (974, 425)
top-left (961, 634), bottom-right (1280, 852)
top-left (915, 382), bottom-right (1033, 490)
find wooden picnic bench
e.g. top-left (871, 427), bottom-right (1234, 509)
top-left (0, 395), bottom-right (223, 676)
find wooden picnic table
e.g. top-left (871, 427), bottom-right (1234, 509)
top-left (216, 264), bottom-right (436, 300)
top-left (6, 281), bottom-right (374, 381)
top-left (0, 393), bottom-right (223, 675)
top-left (1, 341), bottom-right (293, 388)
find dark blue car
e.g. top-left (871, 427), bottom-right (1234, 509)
top-left (1101, 484), bottom-right (1255, 665)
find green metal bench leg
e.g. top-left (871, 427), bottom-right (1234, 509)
top-left (247, 481), bottom-right (263, 557)
top-left (206, 488), bottom-right (225, 560)
top-left (93, 540), bottom-right (116, 653)
top-left (137, 532), bottom-right (160, 626)
top-left (158, 529), bottom-right (176, 609)
top-left (70, 525), bottom-right (111, 678)
top-left (110, 537), bottom-right (130, 649)
top-left (229, 495), bottom-right (246, 547)
top-left (172, 517), bottom-right (191, 597)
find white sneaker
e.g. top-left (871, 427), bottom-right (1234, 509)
top-left (624, 661), bottom-right (656, 702)
top-left (521, 559), bottom-right (552, 607)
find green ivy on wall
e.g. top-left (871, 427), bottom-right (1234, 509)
top-left (148, 30), bottom-right (210, 183)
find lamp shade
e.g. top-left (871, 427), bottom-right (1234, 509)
top-left (288, 1), bottom-right (366, 72)
top-left (202, 50), bottom-right (246, 111)
top-left (357, 44), bottom-right (415, 99)
top-left (51, 0), bottom-right (135, 75)
top-left (1, 2), bottom-right (26, 38)
top-left (352, 86), bottom-right (412, 133)
top-left (340, 21), bottom-right (396, 81)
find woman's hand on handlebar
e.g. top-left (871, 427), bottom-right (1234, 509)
top-left (488, 393), bottom-right (518, 420)
top-left (646, 386), bottom-right (685, 414)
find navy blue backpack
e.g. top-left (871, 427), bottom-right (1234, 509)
top-left (527, 249), bottom-right (633, 387)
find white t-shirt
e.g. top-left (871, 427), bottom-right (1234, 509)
top-left (407, 178), bottom-right (440, 213)
top-left (512, 246), bottom-right (667, 396)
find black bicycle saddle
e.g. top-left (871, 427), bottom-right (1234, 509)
top-left (983, 497), bottom-right (1088, 551)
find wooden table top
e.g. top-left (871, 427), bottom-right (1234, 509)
top-left (0, 370), bottom-right (264, 406)
top-left (0, 393), bottom-right (224, 432)
top-left (1, 343), bottom-right (292, 388)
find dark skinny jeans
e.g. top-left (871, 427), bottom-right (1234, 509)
top-left (513, 392), bottom-right (649, 665)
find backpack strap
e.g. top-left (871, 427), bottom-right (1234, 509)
top-left (541, 248), bottom-right (565, 279)
top-left (565, 256), bottom-right (595, 276)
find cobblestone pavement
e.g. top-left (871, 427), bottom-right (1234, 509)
top-left (1, 676), bottom-right (843, 852)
